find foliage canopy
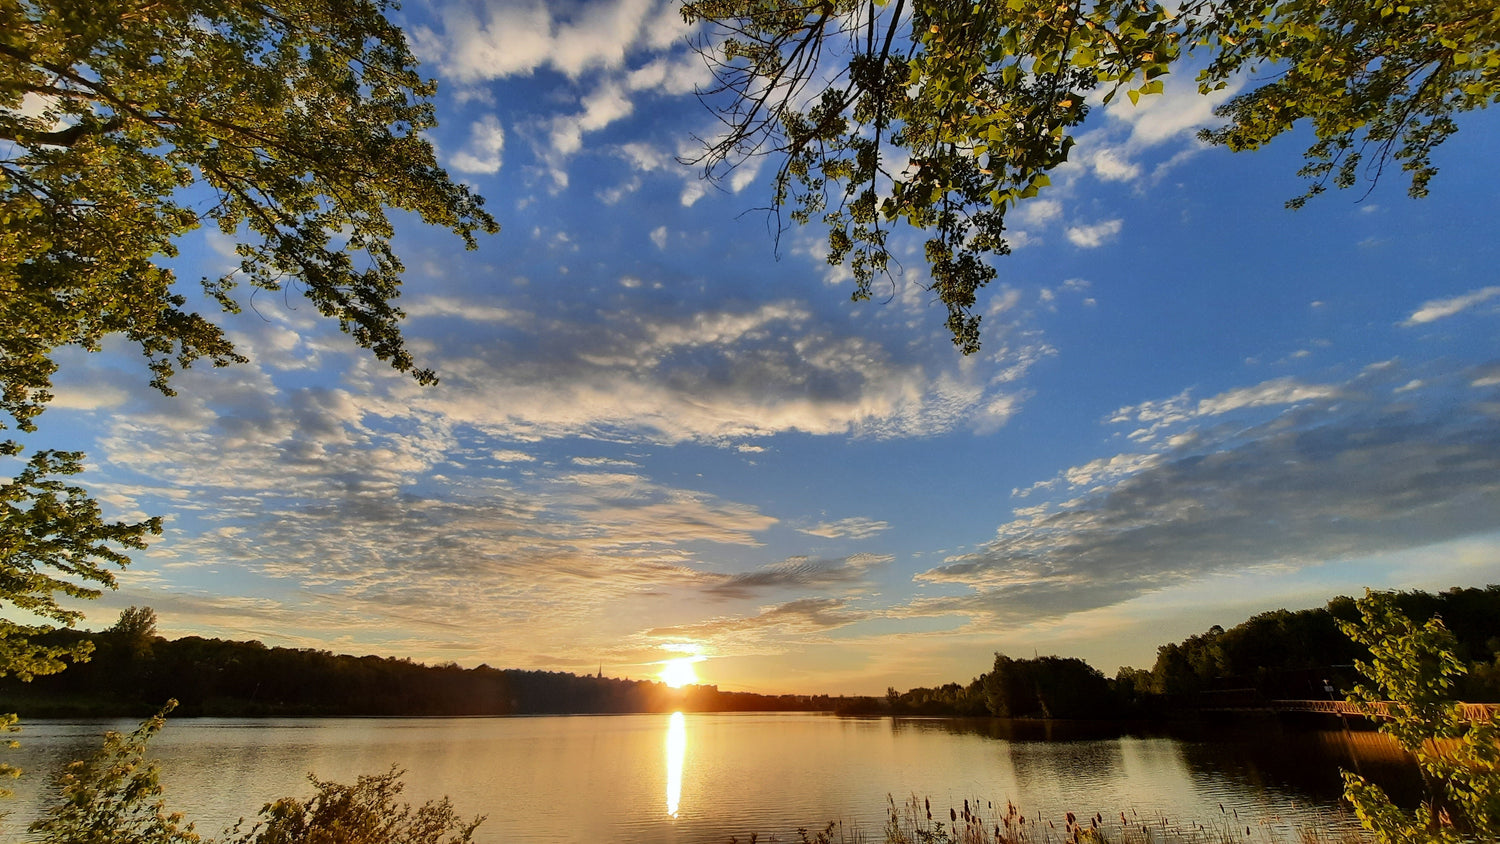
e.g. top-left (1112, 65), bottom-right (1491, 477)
top-left (1, 0), bottom-right (497, 432)
top-left (684, 0), bottom-right (1499, 352)
top-left (0, 0), bottom-right (496, 680)
top-left (1339, 590), bottom-right (1500, 842)
top-left (0, 448), bottom-right (159, 683)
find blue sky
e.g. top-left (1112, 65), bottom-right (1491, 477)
top-left (20, 0), bottom-right (1500, 694)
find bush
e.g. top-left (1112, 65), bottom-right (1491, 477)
top-left (223, 768), bottom-right (483, 844)
top-left (26, 702), bottom-right (483, 844)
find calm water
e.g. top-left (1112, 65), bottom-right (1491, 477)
top-left (0, 713), bottom-right (1405, 843)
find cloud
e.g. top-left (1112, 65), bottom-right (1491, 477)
top-left (1016, 199), bottom-right (1062, 227)
top-left (405, 295), bottom-right (524, 325)
top-left (414, 0), bottom-right (676, 83)
top-left (84, 357), bottom-right (797, 668)
top-left (1105, 74), bottom-right (1242, 149)
top-left (905, 363), bottom-right (1500, 624)
top-left (1066, 219), bottom-right (1123, 248)
top-left (798, 517), bottom-right (890, 540)
top-left (449, 114), bottom-right (505, 174)
top-left (644, 598), bottom-right (868, 653)
top-left (1192, 377), bottom-right (1346, 416)
top-left (650, 225), bottom-right (669, 249)
top-left (1404, 286), bottom-right (1500, 325)
top-left (549, 82), bottom-right (634, 156)
top-left (386, 299), bottom-right (1036, 445)
top-left (1088, 147), bottom-right (1140, 182)
top-left (704, 554), bottom-right (891, 599)
top-left (1473, 362), bottom-right (1500, 388)
top-left (1109, 376), bottom-right (1345, 442)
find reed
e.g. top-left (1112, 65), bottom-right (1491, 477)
top-left (730, 796), bottom-right (1371, 844)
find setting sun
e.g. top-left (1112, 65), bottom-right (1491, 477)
top-left (658, 658), bottom-right (699, 688)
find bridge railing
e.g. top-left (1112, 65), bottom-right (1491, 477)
top-left (1270, 700), bottom-right (1500, 721)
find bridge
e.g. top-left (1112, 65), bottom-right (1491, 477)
top-left (1267, 700), bottom-right (1500, 721)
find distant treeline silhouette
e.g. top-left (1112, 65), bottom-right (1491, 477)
top-left (7, 586), bottom-right (1499, 719)
top-left (0, 612), bottom-right (844, 717)
top-left (851, 585), bottom-right (1500, 718)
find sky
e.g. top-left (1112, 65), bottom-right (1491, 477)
top-left (16, 0), bottom-right (1500, 696)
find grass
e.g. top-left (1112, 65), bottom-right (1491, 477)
top-left (728, 796), bottom-right (1373, 844)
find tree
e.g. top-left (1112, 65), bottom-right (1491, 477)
top-left (1, 449), bottom-right (158, 682)
top-left (1339, 589), bottom-right (1500, 842)
top-left (110, 606), bottom-right (158, 641)
top-left (0, 0), bottom-right (496, 677)
top-left (1, 0), bottom-right (498, 431)
top-left (684, 0), bottom-right (1498, 352)
top-left (983, 652), bottom-right (1109, 718)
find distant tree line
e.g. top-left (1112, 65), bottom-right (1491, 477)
top-left (0, 608), bottom-right (843, 718)
top-left (7, 586), bottom-right (1500, 720)
top-left (857, 586), bottom-right (1500, 719)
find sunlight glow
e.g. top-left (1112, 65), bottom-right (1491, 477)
top-left (665, 711), bottom-right (686, 818)
top-left (659, 657), bottom-right (699, 688)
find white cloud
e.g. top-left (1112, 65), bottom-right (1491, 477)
top-left (1194, 377), bottom-right (1345, 416)
top-left (405, 296), bottom-right (524, 325)
top-left (416, 0), bottom-right (666, 83)
top-left (650, 226), bottom-right (669, 249)
top-left (680, 181), bottom-right (707, 206)
top-left (1106, 74), bottom-right (1242, 148)
top-left (1065, 219), bottom-right (1123, 248)
top-left (729, 157), bottom-right (763, 193)
top-left (1015, 199), bottom-right (1062, 227)
top-left (597, 177), bottom-right (642, 205)
top-left (1404, 286), bottom-right (1500, 325)
top-left (798, 517), bottom-right (890, 540)
top-left (619, 142), bottom-right (674, 172)
top-left (449, 114), bottom-right (505, 174)
top-left (1088, 147), bottom-right (1140, 182)
top-left (550, 82), bottom-right (634, 156)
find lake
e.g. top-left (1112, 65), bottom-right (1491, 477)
top-left (0, 713), bottom-right (1404, 842)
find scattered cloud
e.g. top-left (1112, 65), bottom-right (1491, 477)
top-left (644, 598), bottom-right (869, 654)
top-left (1066, 219), bottom-right (1123, 248)
top-left (704, 554), bottom-right (891, 599)
top-left (1404, 286), bottom-right (1500, 326)
top-left (1104, 73), bottom-right (1242, 149)
top-left (449, 114), bottom-right (505, 174)
top-left (413, 0), bottom-right (683, 83)
top-left (1088, 147), bottom-right (1141, 182)
top-left (1016, 199), bottom-right (1063, 227)
top-left (798, 517), bottom-right (890, 540)
top-left (907, 363), bottom-right (1500, 624)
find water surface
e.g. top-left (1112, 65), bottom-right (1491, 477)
top-left (0, 713), bottom-right (1397, 842)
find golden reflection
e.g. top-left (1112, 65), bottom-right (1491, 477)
top-left (666, 711), bottom-right (686, 818)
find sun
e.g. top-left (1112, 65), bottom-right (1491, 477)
top-left (659, 657), bottom-right (699, 689)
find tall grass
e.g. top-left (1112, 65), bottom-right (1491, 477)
top-left (729, 796), bottom-right (1372, 844)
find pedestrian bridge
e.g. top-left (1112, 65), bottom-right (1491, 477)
top-left (1267, 700), bottom-right (1500, 721)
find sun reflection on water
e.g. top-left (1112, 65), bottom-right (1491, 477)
top-left (666, 711), bottom-right (686, 818)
